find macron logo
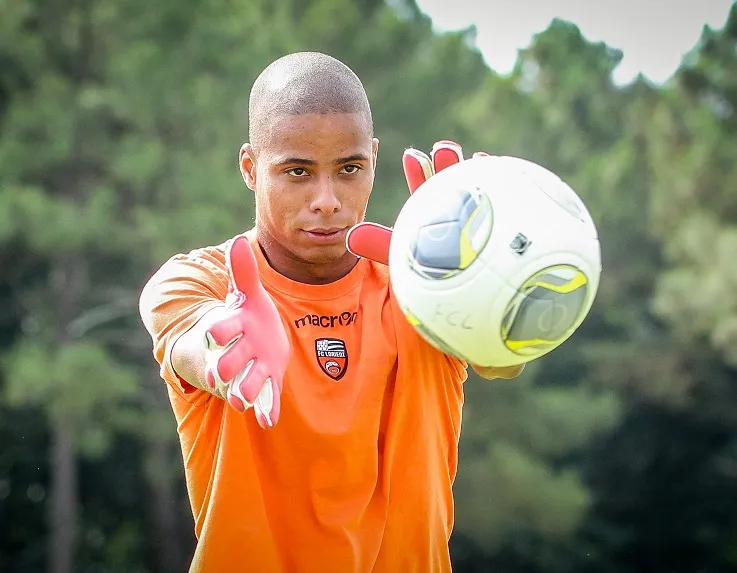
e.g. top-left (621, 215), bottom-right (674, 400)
top-left (294, 312), bottom-right (357, 329)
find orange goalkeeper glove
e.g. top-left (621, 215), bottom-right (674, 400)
top-left (204, 235), bottom-right (291, 428)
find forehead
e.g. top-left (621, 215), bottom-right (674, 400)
top-left (258, 113), bottom-right (372, 161)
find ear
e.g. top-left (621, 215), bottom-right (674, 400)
top-left (372, 137), bottom-right (379, 170)
top-left (239, 143), bottom-right (257, 191)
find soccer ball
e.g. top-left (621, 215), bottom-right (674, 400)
top-left (388, 155), bottom-right (601, 368)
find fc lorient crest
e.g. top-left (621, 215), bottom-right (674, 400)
top-left (315, 338), bottom-right (348, 380)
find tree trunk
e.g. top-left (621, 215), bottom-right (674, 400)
top-left (146, 432), bottom-right (184, 573)
top-left (48, 416), bottom-right (78, 573)
top-left (143, 381), bottom-right (190, 572)
top-left (47, 253), bottom-right (87, 573)
top-left (42, 0), bottom-right (95, 570)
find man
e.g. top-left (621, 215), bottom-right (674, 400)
top-left (140, 52), bottom-right (522, 572)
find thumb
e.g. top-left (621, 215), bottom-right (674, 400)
top-left (226, 235), bottom-right (259, 295)
top-left (346, 222), bottom-right (392, 265)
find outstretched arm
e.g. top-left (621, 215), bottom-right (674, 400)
top-left (347, 140), bottom-right (526, 381)
top-left (140, 235), bottom-right (291, 428)
top-left (170, 305), bottom-right (228, 393)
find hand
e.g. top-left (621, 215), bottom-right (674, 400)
top-left (346, 141), bottom-right (526, 379)
top-left (346, 140), bottom-right (488, 264)
top-left (204, 235), bottom-right (290, 428)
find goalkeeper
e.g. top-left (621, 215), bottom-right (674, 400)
top-left (140, 52), bottom-right (522, 573)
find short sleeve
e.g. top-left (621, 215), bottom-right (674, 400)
top-left (139, 246), bottom-right (229, 399)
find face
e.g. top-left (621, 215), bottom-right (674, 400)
top-left (240, 113), bottom-right (378, 268)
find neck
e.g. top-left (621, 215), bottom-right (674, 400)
top-left (256, 228), bottom-right (358, 285)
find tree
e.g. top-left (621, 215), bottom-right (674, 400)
top-left (649, 5), bottom-right (737, 373)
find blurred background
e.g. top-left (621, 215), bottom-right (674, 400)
top-left (1, 0), bottom-right (737, 571)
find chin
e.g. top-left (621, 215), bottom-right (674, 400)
top-left (302, 243), bottom-right (349, 264)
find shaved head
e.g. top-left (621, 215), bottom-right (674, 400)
top-left (248, 52), bottom-right (373, 151)
top-left (240, 52), bottom-right (379, 284)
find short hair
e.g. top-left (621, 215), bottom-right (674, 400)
top-left (248, 52), bottom-right (373, 151)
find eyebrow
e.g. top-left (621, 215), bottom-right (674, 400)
top-left (273, 153), bottom-right (369, 167)
top-left (274, 157), bottom-right (319, 167)
top-left (333, 153), bottom-right (369, 165)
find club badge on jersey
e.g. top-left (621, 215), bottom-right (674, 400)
top-left (315, 338), bottom-right (348, 380)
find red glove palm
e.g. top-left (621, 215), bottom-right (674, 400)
top-left (204, 235), bottom-right (290, 428)
top-left (347, 140), bottom-right (488, 264)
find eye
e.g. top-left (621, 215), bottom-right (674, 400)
top-left (341, 164), bottom-right (362, 175)
top-left (287, 167), bottom-right (309, 177)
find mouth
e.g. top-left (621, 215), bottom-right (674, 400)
top-left (302, 227), bottom-right (349, 244)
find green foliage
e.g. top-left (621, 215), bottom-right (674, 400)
top-left (652, 213), bottom-right (737, 366)
top-left (455, 373), bottom-right (621, 549)
top-left (3, 341), bottom-right (139, 458)
top-left (456, 440), bottom-right (589, 548)
top-left (644, 9), bottom-right (737, 370)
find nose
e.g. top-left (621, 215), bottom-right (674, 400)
top-left (309, 175), bottom-right (341, 214)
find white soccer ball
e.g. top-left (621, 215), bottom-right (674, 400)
top-left (388, 155), bottom-right (602, 368)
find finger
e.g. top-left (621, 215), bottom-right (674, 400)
top-left (217, 337), bottom-right (255, 383)
top-left (473, 151), bottom-right (490, 158)
top-left (346, 222), bottom-right (392, 265)
top-left (226, 235), bottom-right (259, 295)
top-left (226, 359), bottom-right (255, 412)
top-left (206, 317), bottom-right (243, 348)
top-left (235, 360), bottom-right (274, 405)
top-left (253, 378), bottom-right (280, 429)
top-left (402, 148), bottom-right (434, 194)
top-left (274, 372), bottom-right (284, 394)
top-left (431, 140), bottom-right (464, 173)
top-left (205, 366), bottom-right (217, 390)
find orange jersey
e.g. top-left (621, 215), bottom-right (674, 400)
top-left (139, 231), bottom-right (468, 572)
